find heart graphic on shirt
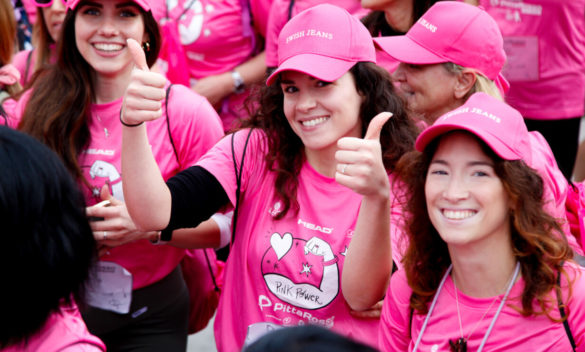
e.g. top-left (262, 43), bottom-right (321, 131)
top-left (270, 232), bottom-right (293, 260)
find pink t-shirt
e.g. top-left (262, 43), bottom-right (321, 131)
top-left (197, 129), bottom-right (405, 351)
top-left (380, 262), bottom-right (585, 351)
top-left (2, 304), bottom-right (105, 352)
top-left (159, 0), bottom-right (260, 130)
top-left (77, 84), bottom-right (223, 289)
top-left (480, 0), bottom-right (585, 120)
top-left (8, 84), bottom-right (224, 290)
top-left (265, 0), bottom-right (369, 67)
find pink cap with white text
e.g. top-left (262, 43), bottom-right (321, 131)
top-left (373, 2), bottom-right (508, 92)
top-left (416, 92), bottom-right (531, 164)
top-left (266, 3), bottom-right (375, 86)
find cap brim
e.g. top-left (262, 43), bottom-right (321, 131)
top-left (373, 36), bottom-right (446, 65)
top-left (415, 124), bottom-right (522, 161)
top-left (266, 53), bottom-right (356, 86)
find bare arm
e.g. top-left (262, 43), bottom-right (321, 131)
top-left (337, 113), bottom-right (393, 311)
top-left (121, 39), bottom-right (172, 230)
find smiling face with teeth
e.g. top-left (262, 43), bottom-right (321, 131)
top-left (280, 71), bottom-right (363, 159)
top-left (74, 0), bottom-right (147, 80)
top-left (424, 131), bottom-right (512, 251)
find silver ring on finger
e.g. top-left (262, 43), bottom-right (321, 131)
top-left (103, 231), bottom-right (108, 240)
top-left (341, 164), bottom-right (348, 174)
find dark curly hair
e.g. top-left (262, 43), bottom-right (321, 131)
top-left (242, 62), bottom-right (419, 219)
top-left (396, 131), bottom-right (573, 319)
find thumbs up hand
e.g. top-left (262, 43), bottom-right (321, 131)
top-left (121, 38), bottom-right (167, 126)
top-left (335, 112), bottom-right (393, 198)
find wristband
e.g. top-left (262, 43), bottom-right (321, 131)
top-left (231, 70), bottom-right (245, 94)
top-left (160, 228), bottom-right (173, 242)
top-left (323, 255), bottom-right (339, 266)
top-left (119, 108), bottom-right (144, 127)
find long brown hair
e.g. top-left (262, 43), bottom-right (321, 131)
top-left (0, 0), bottom-right (21, 96)
top-left (242, 62), bottom-right (419, 219)
top-left (397, 132), bottom-right (573, 318)
top-left (18, 5), bottom-right (161, 182)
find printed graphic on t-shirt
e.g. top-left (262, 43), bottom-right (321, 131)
top-left (82, 159), bottom-right (123, 202)
top-left (261, 232), bottom-right (340, 310)
top-left (166, 0), bottom-right (209, 45)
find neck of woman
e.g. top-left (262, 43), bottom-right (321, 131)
top-left (383, 2), bottom-right (414, 33)
top-left (449, 243), bottom-right (518, 298)
top-left (304, 146), bottom-right (338, 178)
top-left (93, 68), bottom-right (133, 104)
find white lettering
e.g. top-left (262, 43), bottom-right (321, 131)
top-left (418, 18), bottom-right (437, 33)
top-left (84, 148), bottom-right (115, 156)
top-left (297, 219), bottom-right (333, 234)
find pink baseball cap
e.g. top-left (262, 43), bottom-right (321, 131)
top-left (373, 2), bottom-right (509, 93)
top-left (68, 0), bottom-right (151, 12)
top-left (416, 92), bottom-right (531, 164)
top-left (266, 4), bottom-right (376, 86)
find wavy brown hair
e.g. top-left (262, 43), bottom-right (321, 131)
top-left (241, 62), bottom-right (419, 219)
top-left (396, 132), bottom-right (574, 319)
top-left (361, 0), bottom-right (442, 37)
top-left (18, 5), bottom-right (160, 183)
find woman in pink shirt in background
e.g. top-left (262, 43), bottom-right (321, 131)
top-left (382, 92), bottom-right (585, 351)
top-left (11, 0), bottom-right (225, 349)
top-left (11, 0), bottom-right (65, 85)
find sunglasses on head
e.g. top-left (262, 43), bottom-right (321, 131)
top-left (33, 0), bottom-right (66, 8)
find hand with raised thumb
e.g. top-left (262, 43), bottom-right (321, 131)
top-left (335, 112), bottom-right (393, 197)
top-left (121, 38), bottom-right (167, 126)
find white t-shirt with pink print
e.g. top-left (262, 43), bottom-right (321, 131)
top-left (196, 128), bottom-right (406, 351)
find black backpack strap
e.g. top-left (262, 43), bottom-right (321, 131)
top-left (165, 84), bottom-right (219, 291)
top-left (230, 128), bottom-right (254, 245)
top-left (557, 265), bottom-right (576, 351)
top-left (287, 0), bottom-right (295, 20)
top-left (23, 50), bottom-right (33, 85)
top-left (164, 84), bottom-right (180, 167)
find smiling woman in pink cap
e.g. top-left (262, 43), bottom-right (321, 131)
top-left (118, 3), bottom-right (418, 350)
top-left (373, 1), bottom-right (585, 266)
top-left (381, 92), bottom-right (585, 351)
top-left (10, 0), bottom-right (226, 349)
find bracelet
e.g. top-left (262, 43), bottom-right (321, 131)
top-left (119, 108), bottom-right (144, 127)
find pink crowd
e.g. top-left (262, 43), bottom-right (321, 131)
top-left (1, 0), bottom-right (585, 351)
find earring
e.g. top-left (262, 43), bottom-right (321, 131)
top-left (142, 41), bottom-right (151, 52)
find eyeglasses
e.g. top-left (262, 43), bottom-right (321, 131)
top-left (449, 338), bottom-right (468, 352)
top-left (33, 0), bottom-right (66, 8)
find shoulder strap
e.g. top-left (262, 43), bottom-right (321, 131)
top-left (24, 50), bottom-right (33, 85)
top-left (165, 84), bottom-right (181, 167)
top-left (557, 265), bottom-right (576, 351)
top-left (165, 84), bottom-right (219, 291)
top-left (230, 128), bottom-right (254, 245)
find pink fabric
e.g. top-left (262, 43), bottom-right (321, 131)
top-left (265, 0), bottom-right (368, 68)
top-left (69, 0), bottom-right (151, 10)
top-left (76, 84), bottom-right (223, 290)
top-left (8, 85), bottom-right (224, 290)
top-left (380, 263), bottom-right (585, 351)
top-left (158, 0), bottom-right (259, 129)
top-left (480, 0), bottom-right (585, 120)
top-left (12, 45), bottom-right (57, 86)
top-left (266, 4), bottom-right (375, 86)
top-left (197, 129), bottom-right (406, 351)
top-left (20, 0), bottom-right (37, 25)
top-left (2, 304), bottom-right (105, 352)
top-left (373, 1), bottom-right (506, 83)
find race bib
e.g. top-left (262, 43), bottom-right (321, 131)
top-left (85, 261), bottom-right (133, 314)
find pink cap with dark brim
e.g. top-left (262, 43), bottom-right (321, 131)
top-left (416, 92), bottom-right (531, 164)
top-left (266, 4), bottom-right (375, 86)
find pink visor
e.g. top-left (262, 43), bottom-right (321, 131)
top-left (68, 0), bottom-right (151, 11)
